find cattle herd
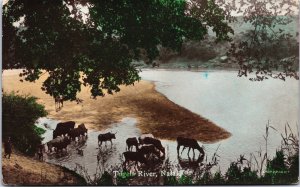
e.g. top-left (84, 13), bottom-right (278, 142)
top-left (37, 121), bottom-right (205, 168)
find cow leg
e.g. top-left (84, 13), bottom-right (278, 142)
top-left (181, 146), bottom-right (186, 155)
top-left (110, 140), bottom-right (112, 146)
top-left (177, 145), bottom-right (181, 154)
top-left (188, 147), bottom-right (191, 156)
top-left (193, 149), bottom-right (195, 158)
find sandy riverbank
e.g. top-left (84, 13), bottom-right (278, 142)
top-left (2, 149), bottom-right (85, 185)
top-left (2, 70), bottom-right (230, 142)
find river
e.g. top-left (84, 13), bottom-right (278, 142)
top-left (36, 70), bottom-right (299, 180)
top-left (141, 69), bottom-right (299, 167)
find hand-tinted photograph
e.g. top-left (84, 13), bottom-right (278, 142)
top-left (2, 0), bottom-right (299, 185)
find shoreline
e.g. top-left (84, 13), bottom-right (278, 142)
top-left (2, 70), bottom-right (231, 142)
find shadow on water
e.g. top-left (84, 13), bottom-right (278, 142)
top-left (35, 117), bottom-right (209, 181)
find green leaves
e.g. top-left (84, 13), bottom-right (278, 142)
top-left (227, 0), bottom-right (299, 81)
top-left (2, 92), bottom-right (47, 155)
top-left (4, 0), bottom-right (232, 100)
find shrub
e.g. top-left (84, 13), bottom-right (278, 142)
top-left (2, 92), bottom-right (47, 155)
top-left (96, 171), bottom-right (113, 185)
top-left (287, 154), bottom-right (299, 183)
top-left (263, 150), bottom-right (290, 184)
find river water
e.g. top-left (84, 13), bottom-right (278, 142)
top-left (36, 70), bottom-right (299, 180)
top-left (140, 70), bottom-right (299, 167)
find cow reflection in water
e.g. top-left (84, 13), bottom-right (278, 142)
top-left (177, 153), bottom-right (205, 170)
top-left (97, 144), bottom-right (117, 164)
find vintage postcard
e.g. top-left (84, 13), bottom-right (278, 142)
top-left (2, 0), bottom-right (299, 185)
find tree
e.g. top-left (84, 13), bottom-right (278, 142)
top-left (3, 92), bottom-right (47, 155)
top-left (226, 0), bottom-right (299, 81)
top-left (3, 0), bottom-right (233, 100)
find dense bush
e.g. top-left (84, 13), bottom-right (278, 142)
top-left (3, 92), bottom-right (47, 155)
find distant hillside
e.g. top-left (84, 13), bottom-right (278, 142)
top-left (134, 16), bottom-right (299, 70)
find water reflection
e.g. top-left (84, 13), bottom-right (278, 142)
top-left (177, 154), bottom-right (205, 170)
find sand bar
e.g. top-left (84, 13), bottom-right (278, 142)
top-left (2, 70), bottom-right (230, 142)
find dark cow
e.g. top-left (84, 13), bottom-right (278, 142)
top-left (126, 137), bottom-right (139, 151)
top-left (53, 137), bottom-right (71, 152)
top-left (53, 121), bottom-right (75, 139)
top-left (140, 137), bottom-right (165, 157)
top-left (4, 137), bottom-right (12, 159)
top-left (78, 123), bottom-right (88, 136)
top-left (55, 96), bottom-right (64, 110)
top-left (47, 136), bottom-right (69, 152)
top-left (138, 145), bottom-right (160, 159)
top-left (138, 134), bottom-right (154, 144)
top-left (37, 151), bottom-right (43, 161)
top-left (36, 144), bottom-right (45, 161)
top-left (177, 137), bottom-right (205, 156)
top-left (123, 151), bottom-right (147, 167)
top-left (69, 123), bottom-right (88, 141)
top-left (98, 132), bottom-right (116, 146)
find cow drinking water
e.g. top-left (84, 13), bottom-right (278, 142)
top-left (177, 137), bottom-right (205, 157)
